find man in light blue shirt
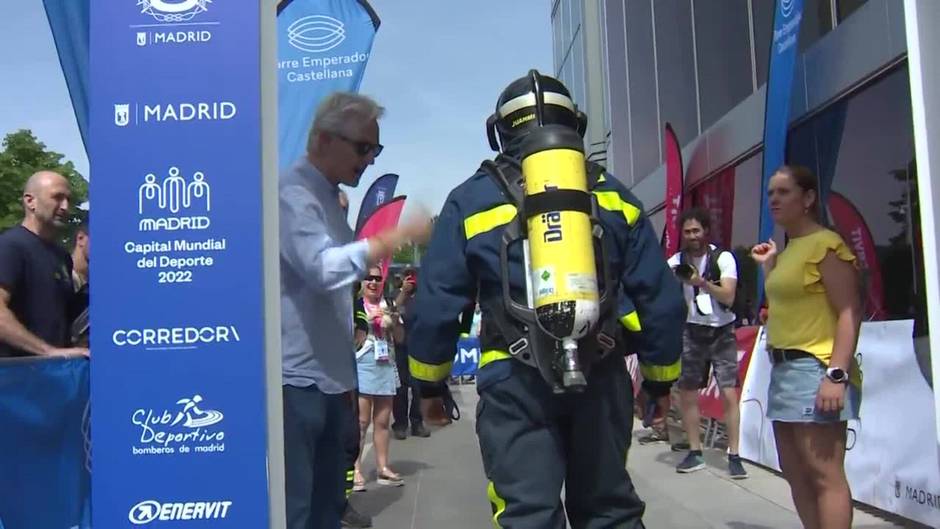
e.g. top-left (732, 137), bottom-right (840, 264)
top-left (279, 92), bottom-right (429, 529)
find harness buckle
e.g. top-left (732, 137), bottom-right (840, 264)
top-left (508, 338), bottom-right (529, 357)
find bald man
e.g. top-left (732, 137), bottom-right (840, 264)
top-left (0, 171), bottom-right (88, 357)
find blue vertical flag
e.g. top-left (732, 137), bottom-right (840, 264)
top-left (278, 0), bottom-right (380, 170)
top-left (355, 172), bottom-right (399, 234)
top-left (42, 0), bottom-right (90, 149)
top-left (758, 0), bottom-right (804, 243)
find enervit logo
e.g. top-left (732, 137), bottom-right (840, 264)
top-left (112, 325), bottom-right (240, 349)
top-left (138, 0), bottom-right (210, 23)
top-left (781, 0), bottom-right (795, 18)
top-left (129, 499), bottom-right (232, 524)
top-left (287, 15), bottom-right (346, 53)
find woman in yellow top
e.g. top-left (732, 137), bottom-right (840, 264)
top-left (751, 165), bottom-right (861, 529)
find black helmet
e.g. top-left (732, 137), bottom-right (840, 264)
top-left (486, 70), bottom-right (587, 153)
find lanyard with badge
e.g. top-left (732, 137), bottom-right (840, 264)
top-left (366, 300), bottom-right (391, 363)
top-left (690, 254), bottom-right (714, 316)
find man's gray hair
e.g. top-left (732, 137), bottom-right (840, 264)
top-left (308, 92), bottom-right (385, 152)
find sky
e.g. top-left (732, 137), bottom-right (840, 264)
top-left (0, 3), bottom-right (88, 175)
top-left (0, 0), bottom-right (554, 221)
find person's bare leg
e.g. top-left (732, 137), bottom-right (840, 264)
top-left (797, 422), bottom-right (852, 529)
top-left (721, 387), bottom-right (741, 454)
top-left (355, 396), bottom-right (373, 481)
top-left (773, 422), bottom-right (820, 529)
top-left (373, 397), bottom-right (400, 479)
top-left (679, 389), bottom-right (702, 450)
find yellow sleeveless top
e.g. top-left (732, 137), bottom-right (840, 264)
top-left (765, 229), bottom-right (862, 386)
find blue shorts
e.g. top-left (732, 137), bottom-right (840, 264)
top-left (767, 357), bottom-right (860, 423)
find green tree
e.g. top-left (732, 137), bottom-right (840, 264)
top-left (0, 130), bottom-right (88, 240)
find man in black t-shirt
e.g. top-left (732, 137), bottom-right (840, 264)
top-left (0, 171), bottom-right (88, 358)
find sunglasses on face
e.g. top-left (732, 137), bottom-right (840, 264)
top-left (364, 275), bottom-right (383, 283)
top-left (335, 133), bottom-right (383, 158)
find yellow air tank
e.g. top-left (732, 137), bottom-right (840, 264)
top-left (520, 125), bottom-right (599, 389)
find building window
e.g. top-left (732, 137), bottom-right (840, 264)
top-left (553, 9), bottom-right (565, 74)
top-left (799, 0), bottom-right (834, 52)
top-left (836, 0), bottom-right (868, 22)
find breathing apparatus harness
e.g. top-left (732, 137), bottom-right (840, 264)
top-left (478, 70), bottom-right (623, 393)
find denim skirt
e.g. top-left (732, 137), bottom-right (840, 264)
top-left (767, 356), bottom-right (860, 423)
top-left (356, 343), bottom-right (400, 396)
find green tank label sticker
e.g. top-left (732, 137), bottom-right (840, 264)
top-left (534, 267), bottom-right (555, 300)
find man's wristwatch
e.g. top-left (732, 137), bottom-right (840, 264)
top-left (826, 367), bottom-right (848, 384)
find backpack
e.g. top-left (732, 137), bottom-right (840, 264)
top-left (679, 245), bottom-right (749, 324)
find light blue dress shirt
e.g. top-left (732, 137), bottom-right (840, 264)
top-left (280, 158), bottom-right (369, 394)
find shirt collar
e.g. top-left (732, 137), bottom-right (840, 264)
top-left (296, 157), bottom-right (339, 198)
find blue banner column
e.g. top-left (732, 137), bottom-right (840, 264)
top-left (758, 0), bottom-right (804, 243)
top-left (277, 0), bottom-right (380, 171)
top-left (757, 0), bottom-right (804, 307)
top-left (89, 2), bottom-right (281, 528)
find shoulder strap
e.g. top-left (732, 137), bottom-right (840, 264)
top-left (705, 247), bottom-right (720, 282)
top-left (585, 161), bottom-right (605, 189)
top-left (480, 156), bottom-right (524, 208)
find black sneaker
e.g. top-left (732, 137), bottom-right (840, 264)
top-left (670, 442), bottom-right (691, 452)
top-left (728, 454), bottom-right (749, 480)
top-left (341, 503), bottom-right (372, 528)
top-left (392, 428), bottom-right (407, 441)
top-left (411, 424), bottom-right (430, 438)
top-left (676, 451), bottom-right (706, 473)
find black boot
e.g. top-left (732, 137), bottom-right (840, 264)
top-left (411, 423), bottom-right (430, 438)
top-left (341, 502), bottom-right (372, 528)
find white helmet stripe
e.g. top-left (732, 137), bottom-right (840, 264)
top-left (497, 91), bottom-right (576, 118)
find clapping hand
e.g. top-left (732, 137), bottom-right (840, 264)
top-left (750, 240), bottom-right (778, 264)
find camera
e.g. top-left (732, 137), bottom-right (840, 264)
top-left (673, 263), bottom-right (696, 281)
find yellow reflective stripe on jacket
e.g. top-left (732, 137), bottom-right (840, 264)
top-left (409, 356), bottom-right (453, 383)
top-left (640, 360), bottom-right (681, 382)
top-left (593, 191), bottom-right (641, 226)
top-left (487, 482), bottom-right (507, 528)
top-left (464, 204), bottom-right (517, 240)
top-left (479, 350), bottom-right (511, 369)
top-left (619, 311), bottom-right (642, 332)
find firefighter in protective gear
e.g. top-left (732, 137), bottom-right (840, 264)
top-left (406, 71), bottom-right (685, 529)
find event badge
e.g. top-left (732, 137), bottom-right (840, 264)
top-left (695, 293), bottom-right (714, 315)
top-left (374, 339), bottom-right (390, 362)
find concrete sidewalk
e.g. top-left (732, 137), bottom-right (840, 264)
top-left (351, 383), bottom-right (918, 528)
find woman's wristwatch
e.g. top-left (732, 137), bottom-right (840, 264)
top-left (826, 367), bottom-right (848, 384)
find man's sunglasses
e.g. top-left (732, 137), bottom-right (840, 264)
top-left (364, 275), bottom-right (383, 283)
top-left (335, 133), bottom-right (383, 158)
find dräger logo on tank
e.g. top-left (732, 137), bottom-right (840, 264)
top-left (132, 0), bottom-right (216, 48)
top-left (131, 394), bottom-right (226, 456)
top-left (129, 499), bottom-right (232, 525)
top-left (113, 101), bottom-right (237, 127)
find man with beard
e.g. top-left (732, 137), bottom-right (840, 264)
top-left (668, 207), bottom-right (747, 479)
top-left (0, 171), bottom-right (88, 358)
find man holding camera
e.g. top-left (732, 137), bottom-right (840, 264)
top-left (668, 208), bottom-right (747, 479)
